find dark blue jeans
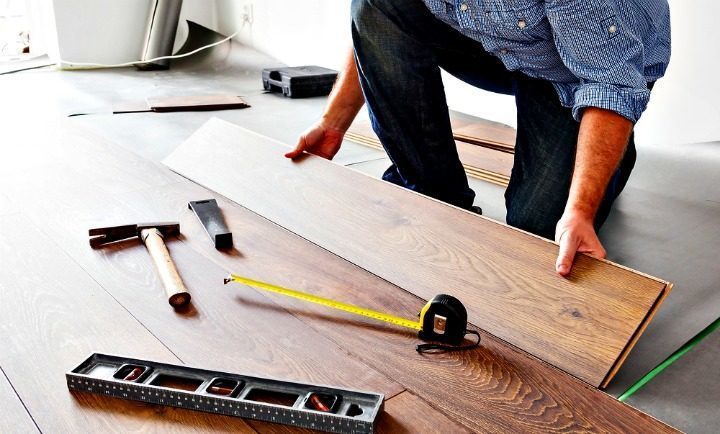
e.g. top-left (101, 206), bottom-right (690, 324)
top-left (351, 0), bottom-right (637, 239)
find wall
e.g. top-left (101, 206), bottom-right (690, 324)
top-left (217, 0), bottom-right (720, 146)
top-left (33, 0), bottom-right (216, 66)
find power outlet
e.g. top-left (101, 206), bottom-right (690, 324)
top-left (241, 3), bottom-right (254, 26)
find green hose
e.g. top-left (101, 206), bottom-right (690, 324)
top-left (618, 316), bottom-right (720, 402)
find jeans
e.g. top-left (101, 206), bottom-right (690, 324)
top-left (351, 0), bottom-right (637, 239)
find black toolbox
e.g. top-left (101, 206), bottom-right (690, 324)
top-left (262, 66), bottom-right (338, 98)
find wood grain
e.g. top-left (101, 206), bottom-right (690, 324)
top-left (377, 392), bottom-right (470, 433)
top-left (0, 130), bottom-right (403, 401)
top-left (346, 117), bottom-right (512, 186)
top-left (0, 367), bottom-right (38, 433)
top-left (448, 110), bottom-right (516, 153)
top-left (0, 213), bottom-right (255, 433)
top-left (164, 118), bottom-right (671, 387)
top-left (126, 182), bottom-right (676, 433)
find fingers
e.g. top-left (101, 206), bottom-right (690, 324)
top-left (284, 137), bottom-right (307, 159)
top-left (555, 230), bottom-right (577, 277)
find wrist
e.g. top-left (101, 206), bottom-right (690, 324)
top-left (563, 202), bottom-right (596, 222)
top-left (321, 109), bottom-right (356, 132)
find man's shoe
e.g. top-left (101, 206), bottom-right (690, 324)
top-left (470, 205), bottom-right (483, 215)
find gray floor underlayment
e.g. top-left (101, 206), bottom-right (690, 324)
top-left (2, 23), bottom-right (717, 433)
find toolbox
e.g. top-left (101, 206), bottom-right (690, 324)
top-left (262, 66), bottom-right (338, 98)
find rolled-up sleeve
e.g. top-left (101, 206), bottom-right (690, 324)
top-left (546, 0), bottom-right (649, 123)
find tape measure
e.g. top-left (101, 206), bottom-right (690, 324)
top-left (224, 274), bottom-right (480, 352)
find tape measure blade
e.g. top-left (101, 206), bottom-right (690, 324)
top-left (227, 274), bottom-right (421, 331)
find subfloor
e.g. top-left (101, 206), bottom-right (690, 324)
top-left (1, 27), bottom-right (718, 432)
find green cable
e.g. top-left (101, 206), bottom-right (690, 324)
top-left (618, 316), bottom-right (720, 402)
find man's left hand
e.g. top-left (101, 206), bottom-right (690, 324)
top-left (555, 211), bottom-right (607, 276)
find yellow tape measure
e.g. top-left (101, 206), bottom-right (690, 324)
top-left (224, 274), bottom-right (480, 352)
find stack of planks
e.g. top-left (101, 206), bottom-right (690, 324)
top-left (345, 111), bottom-right (516, 186)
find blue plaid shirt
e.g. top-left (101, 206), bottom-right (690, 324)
top-left (422, 0), bottom-right (671, 122)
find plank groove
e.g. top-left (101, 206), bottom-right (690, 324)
top-left (164, 118), bottom-right (671, 388)
top-left (0, 366), bottom-right (38, 433)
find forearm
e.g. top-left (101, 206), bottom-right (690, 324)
top-left (322, 49), bottom-right (365, 131)
top-left (565, 107), bottom-right (633, 220)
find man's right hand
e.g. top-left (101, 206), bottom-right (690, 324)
top-left (284, 121), bottom-right (345, 160)
top-left (285, 48), bottom-right (365, 161)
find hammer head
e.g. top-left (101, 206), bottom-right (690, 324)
top-left (89, 222), bottom-right (180, 248)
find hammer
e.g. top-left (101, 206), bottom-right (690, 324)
top-left (89, 222), bottom-right (191, 308)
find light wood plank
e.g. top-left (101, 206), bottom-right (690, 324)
top-left (164, 118), bottom-right (671, 387)
top-left (0, 213), bottom-right (256, 433)
top-left (449, 109), bottom-right (517, 153)
top-left (128, 182), bottom-right (676, 433)
top-left (0, 367), bottom-right (38, 433)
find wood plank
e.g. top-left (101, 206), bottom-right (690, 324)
top-left (0, 130), bottom-right (403, 400)
top-left (0, 367), bottom-right (38, 433)
top-left (123, 181), bottom-right (676, 433)
top-left (377, 392), bottom-right (470, 433)
top-left (346, 116), bottom-right (512, 186)
top-left (0, 213), bottom-right (255, 433)
top-left (164, 118), bottom-right (671, 388)
top-left (449, 110), bottom-right (516, 153)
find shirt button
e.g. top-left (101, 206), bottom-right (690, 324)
top-left (609, 24), bottom-right (617, 33)
top-left (500, 49), bottom-right (508, 54)
top-left (459, 3), bottom-right (468, 11)
top-left (518, 19), bottom-right (527, 29)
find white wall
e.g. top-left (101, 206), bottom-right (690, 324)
top-left (34, 0), bottom-right (216, 66)
top-left (216, 0), bottom-right (719, 146)
top-left (216, 0), bottom-right (351, 70)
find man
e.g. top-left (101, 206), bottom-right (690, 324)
top-left (285, 0), bottom-right (670, 276)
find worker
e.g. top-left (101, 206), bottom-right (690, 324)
top-left (285, 0), bottom-right (670, 276)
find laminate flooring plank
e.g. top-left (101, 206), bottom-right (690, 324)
top-left (0, 213), bottom-right (255, 433)
top-left (118, 182), bottom-right (676, 433)
top-left (349, 157), bottom-right (509, 222)
top-left (0, 367), bottom-right (38, 433)
top-left (0, 133), bottom-right (403, 401)
top-left (449, 109), bottom-right (517, 152)
top-left (347, 114), bottom-right (514, 183)
top-left (164, 119), bottom-right (671, 387)
top-left (377, 392), bottom-right (470, 434)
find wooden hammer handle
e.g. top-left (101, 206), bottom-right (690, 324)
top-left (140, 228), bottom-right (191, 308)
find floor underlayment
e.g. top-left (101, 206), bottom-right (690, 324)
top-left (1, 24), bottom-right (718, 432)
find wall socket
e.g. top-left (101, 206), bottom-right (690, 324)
top-left (241, 4), bottom-right (254, 26)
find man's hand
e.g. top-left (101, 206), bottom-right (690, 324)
top-left (555, 211), bottom-right (607, 276)
top-left (556, 107), bottom-right (632, 276)
top-left (285, 122), bottom-right (345, 160)
top-left (286, 48), bottom-right (365, 161)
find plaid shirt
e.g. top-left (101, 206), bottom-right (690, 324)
top-left (422, 0), bottom-right (671, 122)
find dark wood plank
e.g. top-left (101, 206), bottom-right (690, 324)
top-left (117, 182), bottom-right (676, 433)
top-left (0, 132), bottom-right (403, 401)
top-left (164, 118), bottom-right (671, 387)
top-left (0, 367), bottom-right (38, 433)
top-left (377, 392), bottom-right (470, 433)
top-left (147, 95), bottom-right (250, 112)
top-left (0, 213), bottom-right (255, 433)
